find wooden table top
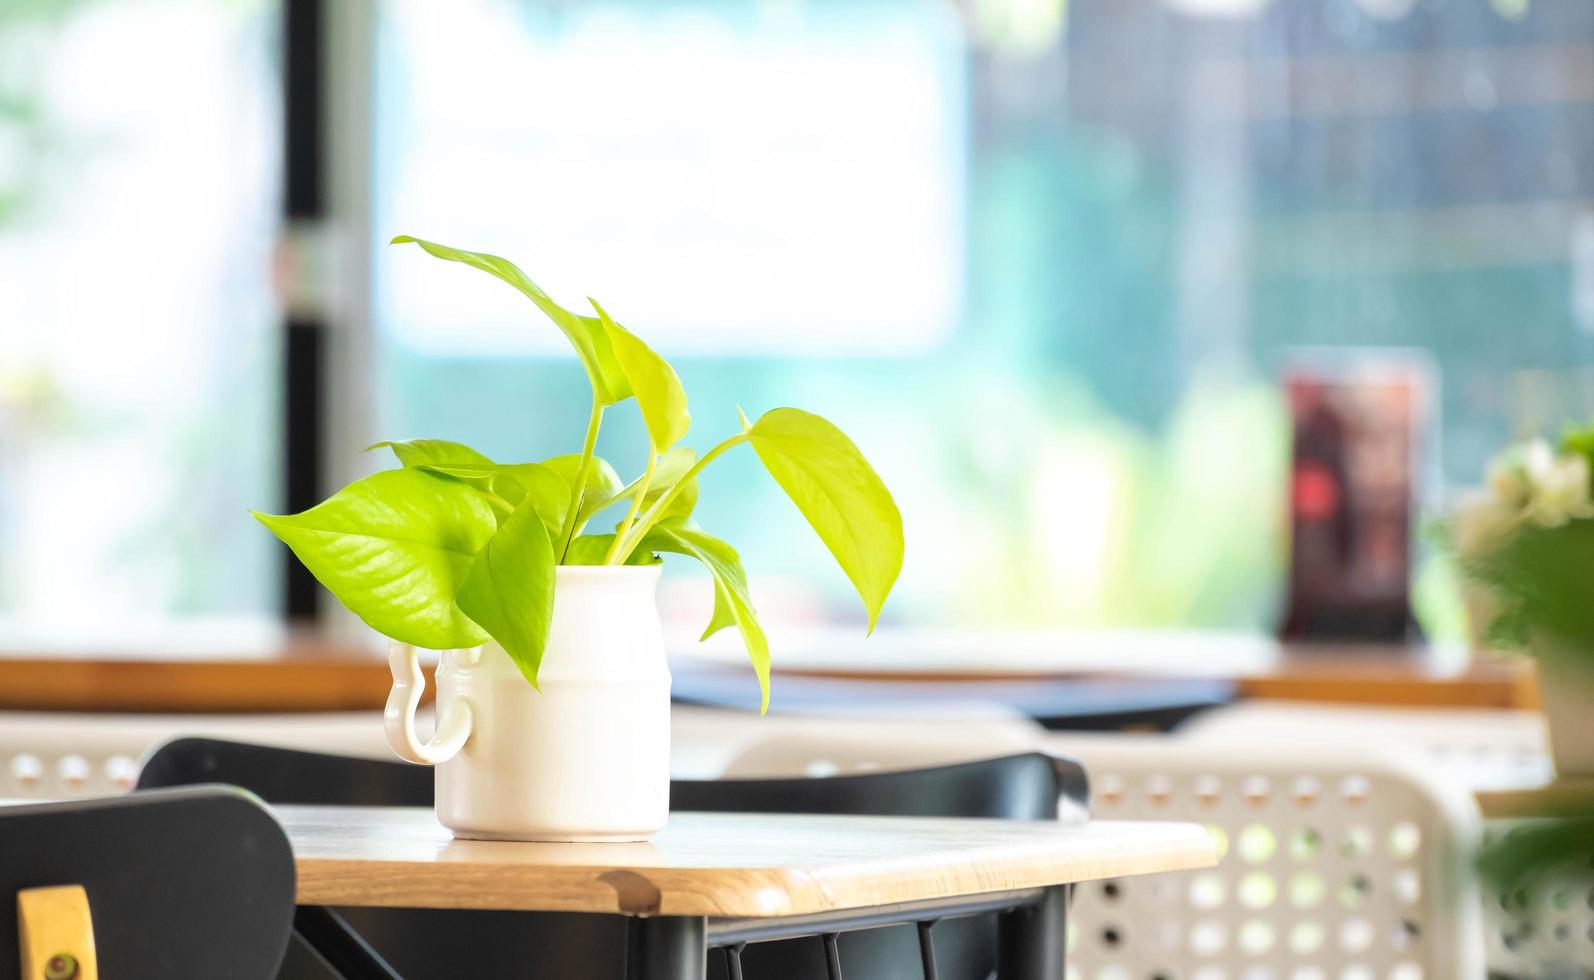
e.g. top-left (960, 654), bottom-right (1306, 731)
top-left (281, 807), bottom-right (1217, 917)
top-left (0, 628), bottom-right (1538, 713)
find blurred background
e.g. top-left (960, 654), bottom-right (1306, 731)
top-left (4, 0), bottom-right (1593, 652)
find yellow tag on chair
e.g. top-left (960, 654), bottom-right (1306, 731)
top-left (16, 885), bottom-right (98, 980)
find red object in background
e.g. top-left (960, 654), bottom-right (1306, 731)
top-left (1279, 355), bottom-right (1432, 643)
top-left (1292, 464), bottom-right (1342, 520)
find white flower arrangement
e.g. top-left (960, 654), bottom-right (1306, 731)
top-left (1453, 437), bottom-right (1594, 559)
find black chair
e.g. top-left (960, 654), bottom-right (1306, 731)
top-left (0, 786), bottom-right (296, 980)
top-left (138, 738), bottom-right (1078, 980)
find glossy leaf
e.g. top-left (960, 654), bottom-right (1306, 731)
top-left (651, 474), bottom-right (699, 523)
top-left (252, 469), bottom-right (494, 650)
top-left (563, 533), bottom-right (615, 566)
top-left (748, 407), bottom-right (903, 632)
top-left (392, 236), bottom-right (633, 405)
top-left (591, 298), bottom-right (689, 450)
top-left (420, 461), bottom-right (570, 539)
top-left (642, 519), bottom-right (770, 712)
top-left (369, 439), bottom-right (493, 469)
top-left (542, 453), bottom-right (625, 527)
top-left (455, 495), bottom-right (557, 686)
top-left (564, 533), bottom-right (661, 566)
top-left (588, 447), bottom-right (698, 519)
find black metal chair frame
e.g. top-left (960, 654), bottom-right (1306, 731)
top-left (622, 883), bottom-right (1072, 980)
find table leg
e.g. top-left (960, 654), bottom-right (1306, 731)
top-left (995, 885), bottom-right (1069, 980)
top-left (625, 915), bottom-right (707, 980)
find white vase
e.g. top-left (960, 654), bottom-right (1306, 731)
top-left (1535, 634), bottom-right (1594, 778)
top-left (384, 565), bottom-right (672, 841)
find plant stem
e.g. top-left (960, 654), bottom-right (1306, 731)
top-left (481, 489), bottom-right (515, 514)
top-left (558, 394), bottom-right (605, 561)
top-left (613, 431), bottom-right (749, 560)
top-left (604, 444), bottom-right (657, 565)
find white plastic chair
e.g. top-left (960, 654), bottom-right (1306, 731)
top-left (1176, 699), bottom-right (1592, 978)
top-left (1047, 735), bottom-right (1486, 980)
top-left (0, 710), bottom-right (393, 798)
top-left (1180, 701), bottom-right (1554, 793)
top-left (0, 702), bottom-right (1045, 798)
top-left (720, 729), bottom-right (1486, 980)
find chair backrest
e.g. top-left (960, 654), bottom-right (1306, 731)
top-left (1047, 734), bottom-right (1487, 980)
top-left (1180, 700), bottom-right (1555, 792)
top-left (137, 737), bottom-right (1062, 980)
top-left (138, 736), bottom-right (432, 806)
top-left (675, 751), bottom-right (1062, 819)
top-left (0, 786), bottom-right (295, 980)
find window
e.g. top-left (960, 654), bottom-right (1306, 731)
top-left (365, 0), bottom-right (1594, 638)
top-left (0, 0), bottom-right (280, 638)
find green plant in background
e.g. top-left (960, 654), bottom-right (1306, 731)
top-left (1453, 421), bottom-right (1594, 890)
top-left (255, 237), bottom-right (904, 711)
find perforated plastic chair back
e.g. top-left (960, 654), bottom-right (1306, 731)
top-left (1046, 735), bottom-right (1486, 980)
top-left (0, 786), bottom-right (296, 980)
top-left (1180, 702), bottom-right (1554, 793)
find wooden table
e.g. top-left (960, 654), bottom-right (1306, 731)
top-left (0, 629), bottom-right (1538, 713)
top-left (702, 630), bottom-right (1537, 710)
top-left (280, 806), bottom-right (1217, 980)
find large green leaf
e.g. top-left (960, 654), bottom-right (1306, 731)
top-left (369, 439), bottom-right (493, 469)
top-left (747, 408), bottom-right (903, 631)
top-left (455, 494), bottom-right (557, 686)
top-left (252, 469), bottom-right (495, 650)
top-left (591, 298), bottom-right (689, 449)
top-left (392, 236), bottom-right (633, 405)
top-left (642, 519), bottom-right (770, 712)
top-left (419, 461), bottom-right (570, 540)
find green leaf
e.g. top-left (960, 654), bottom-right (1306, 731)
top-left (455, 495), bottom-right (557, 686)
top-left (562, 533), bottom-right (663, 566)
top-left (419, 461), bottom-right (570, 540)
top-left (542, 453), bottom-right (626, 527)
top-left (369, 439), bottom-right (494, 469)
top-left (591, 298), bottom-right (689, 449)
top-left (651, 474), bottom-right (699, 523)
top-left (563, 534), bottom-right (616, 566)
top-left (587, 447), bottom-right (698, 519)
top-left (649, 445), bottom-right (698, 488)
top-left (392, 236), bottom-right (633, 405)
top-left (747, 407), bottom-right (903, 632)
top-left (641, 519), bottom-right (770, 712)
top-left (1478, 816), bottom-right (1594, 891)
top-left (252, 469), bottom-right (495, 650)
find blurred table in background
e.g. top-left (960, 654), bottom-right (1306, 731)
top-left (684, 628), bottom-right (1538, 711)
top-left (0, 636), bottom-right (402, 714)
top-left (0, 628), bottom-right (1536, 713)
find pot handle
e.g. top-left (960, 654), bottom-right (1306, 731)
top-left (384, 641), bottom-right (473, 765)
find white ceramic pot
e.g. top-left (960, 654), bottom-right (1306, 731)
top-left (1535, 634), bottom-right (1594, 778)
top-left (384, 565), bottom-right (671, 841)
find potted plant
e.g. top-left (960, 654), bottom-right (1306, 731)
top-left (1451, 425), bottom-right (1594, 777)
top-left (255, 236), bottom-right (904, 841)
